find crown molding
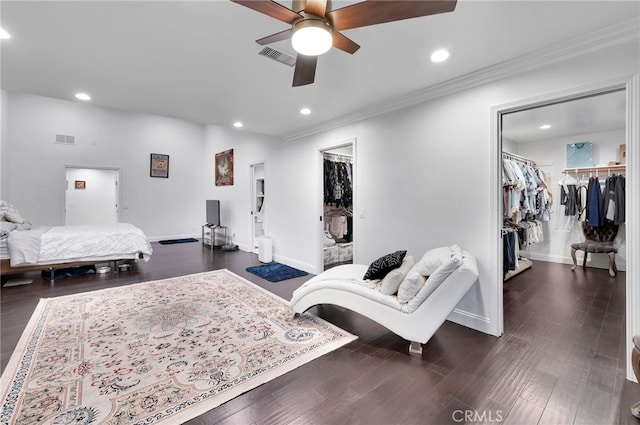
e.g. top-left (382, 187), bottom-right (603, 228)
top-left (281, 17), bottom-right (640, 142)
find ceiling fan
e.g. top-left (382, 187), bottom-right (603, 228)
top-left (231, 0), bottom-right (457, 87)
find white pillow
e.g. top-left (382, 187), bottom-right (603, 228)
top-left (409, 255), bottom-right (462, 305)
top-left (4, 210), bottom-right (25, 224)
top-left (380, 255), bottom-right (415, 295)
top-left (0, 221), bottom-right (17, 237)
top-left (414, 246), bottom-right (452, 276)
top-left (397, 266), bottom-right (427, 303)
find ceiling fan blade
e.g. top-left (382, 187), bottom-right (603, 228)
top-left (304, 0), bottom-right (328, 17)
top-left (333, 32), bottom-right (360, 54)
top-left (257, 28), bottom-right (293, 45)
top-left (327, 0), bottom-right (457, 31)
top-left (231, 0), bottom-right (301, 25)
top-left (292, 55), bottom-right (318, 87)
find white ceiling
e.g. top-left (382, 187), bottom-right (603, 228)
top-left (1, 1), bottom-right (639, 139)
top-left (502, 89), bottom-right (627, 143)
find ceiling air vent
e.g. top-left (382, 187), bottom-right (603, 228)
top-left (258, 47), bottom-right (296, 67)
top-left (55, 134), bottom-right (75, 145)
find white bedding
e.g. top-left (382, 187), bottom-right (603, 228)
top-left (7, 223), bottom-right (153, 267)
top-left (0, 237), bottom-right (9, 260)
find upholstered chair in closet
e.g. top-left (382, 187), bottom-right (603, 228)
top-left (570, 220), bottom-right (619, 277)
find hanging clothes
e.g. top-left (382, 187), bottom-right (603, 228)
top-left (323, 157), bottom-right (353, 207)
top-left (603, 174), bottom-right (626, 225)
top-left (603, 175), bottom-right (617, 222)
top-left (614, 175), bottom-right (626, 225)
top-left (586, 176), bottom-right (604, 227)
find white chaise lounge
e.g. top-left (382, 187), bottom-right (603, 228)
top-left (290, 246), bottom-right (479, 355)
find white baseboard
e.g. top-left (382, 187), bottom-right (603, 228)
top-left (447, 308), bottom-right (497, 336)
top-left (522, 251), bottom-right (627, 272)
top-left (272, 254), bottom-right (316, 275)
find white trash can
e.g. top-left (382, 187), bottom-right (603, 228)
top-left (258, 236), bottom-right (273, 263)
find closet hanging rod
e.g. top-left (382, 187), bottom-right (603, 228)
top-left (502, 151), bottom-right (536, 167)
top-left (562, 165), bottom-right (626, 174)
top-left (324, 153), bottom-right (353, 163)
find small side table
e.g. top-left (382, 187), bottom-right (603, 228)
top-left (202, 225), bottom-right (227, 250)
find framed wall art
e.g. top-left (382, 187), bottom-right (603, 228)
top-left (215, 149), bottom-right (234, 186)
top-left (75, 180), bottom-right (86, 189)
top-left (150, 153), bottom-right (169, 178)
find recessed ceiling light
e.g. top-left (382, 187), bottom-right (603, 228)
top-left (300, 107), bottom-right (311, 115)
top-left (540, 124), bottom-right (552, 130)
top-left (0, 28), bottom-right (10, 40)
top-left (75, 93), bottom-right (91, 101)
top-left (430, 49), bottom-right (450, 63)
top-left (233, 121), bottom-right (243, 128)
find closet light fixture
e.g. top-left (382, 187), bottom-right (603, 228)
top-left (75, 93), bottom-right (91, 101)
top-left (430, 49), bottom-right (450, 63)
top-left (233, 121), bottom-right (244, 128)
top-left (0, 28), bottom-right (10, 39)
top-left (540, 124), bottom-right (552, 130)
top-left (300, 107), bottom-right (311, 115)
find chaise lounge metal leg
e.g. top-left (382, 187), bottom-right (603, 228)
top-left (582, 251), bottom-right (588, 268)
top-left (48, 267), bottom-right (55, 286)
top-left (608, 252), bottom-right (616, 277)
top-left (409, 341), bottom-right (422, 356)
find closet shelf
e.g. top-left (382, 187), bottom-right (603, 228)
top-left (562, 165), bottom-right (626, 174)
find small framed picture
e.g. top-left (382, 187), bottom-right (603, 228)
top-left (215, 149), bottom-right (234, 186)
top-left (150, 153), bottom-right (169, 178)
top-left (75, 180), bottom-right (86, 189)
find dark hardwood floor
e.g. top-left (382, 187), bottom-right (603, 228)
top-left (1, 242), bottom-right (638, 424)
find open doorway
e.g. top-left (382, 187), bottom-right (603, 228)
top-left (65, 167), bottom-right (119, 225)
top-left (319, 139), bottom-right (356, 272)
top-left (492, 76), bottom-right (639, 380)
top-left (249, 161), bottom-right (265, 253)
top-left (501, 90), bottom-right (626, 278)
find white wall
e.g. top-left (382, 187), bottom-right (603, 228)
top-left (1, 93), bottom-right (283, 241)
top-left (1, 40), bottom-right (637, 340)
top-left (253, 40), bottom-right (638, 336)
top-left (1, 90), bottom-right (8, 200)
top-left (513, 129), bottom-right (627, 270)
top-left (203, 125), bottom-right (280, 251)
top-left (2, 93), bottom-right (207, 240)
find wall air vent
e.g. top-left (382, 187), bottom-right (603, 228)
top-left (258, 47), bottom-right (296, 67)
top-left (55, 134), bottom-right (75, 145)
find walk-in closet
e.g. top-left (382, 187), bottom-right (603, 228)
top-left (501, 90), bottom-right (627, 281)
top-left (322, 150), bottom-right (353, 270)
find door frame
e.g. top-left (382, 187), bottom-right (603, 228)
top-left (317, 138), bottom-right (357, 273)
top-left (490, 74), bottom-right (639, 380)
top-left (64, 165), bottom-right (121, 225)
top-left (249, 161), bottom-right (266, 253)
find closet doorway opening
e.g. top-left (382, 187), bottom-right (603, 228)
top-left (65, 166), bottom-right (119, 225)
top-left (249, 161), bottom-right (266, 253)
top-left (319, 139), bottom-right (356, 272)
top-left (493, 77), bottom-right (638, 379)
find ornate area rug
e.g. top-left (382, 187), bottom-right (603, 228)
top-left (0, 269), bottom-right (356, 424)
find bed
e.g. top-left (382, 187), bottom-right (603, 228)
top-left (1, 201), bottom-right (152, 282)
top-left (290, 245), bottom-right (479, 355)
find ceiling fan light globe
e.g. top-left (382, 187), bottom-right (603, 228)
top-left (291, 20), bottom-right (332, 56)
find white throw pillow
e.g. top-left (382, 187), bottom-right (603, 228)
top-left (397, 266), bottom-right (427, 303)
top-left (414, 246), bottom-right (452, 277)
top-left (4, 210), bottom-right (25, 224)
top-left (380, 255), bottom-right (415, 295)
top-left (409, 254), bottom-right (463, 305)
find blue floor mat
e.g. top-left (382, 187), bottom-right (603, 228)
top-left (246, 262), bottom-right (308, 282)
